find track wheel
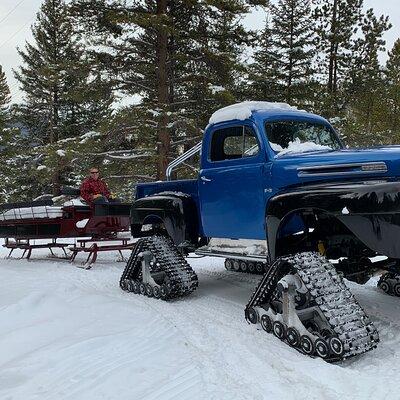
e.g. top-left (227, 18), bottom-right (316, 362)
top-left (132, 281), bottom-right (139, 294)
top-left (379, 280), bottom-right (390, 294)
top-left (273, 321), bottom-right (286, 340)
top-left (146, 284), bottom-right (154, 297)
top-left (120, 279), bottom-right (128, 290)
top-left (233, 260), bottom-right (240, 271)
top-left (328, 337), bottom-right (344, 357)
top-left (300, 335), bottom-right (314, 355)
top-left (286, 327), bottom-right (300, 347)
top-left (240, 261), bottom-right (247, 272)
top-left (248, 262), bottom-right (255, 273)
top-left (315, 338), bottom-right (329, 359)
top-left (153, 286), bottom-right (161, 299)
top-left (394, 283), bottom-right (400, 297)
top-left (225, 259), bottom-right (232, 271)
top-left (256, 263), bottom-right (264, 273)
top-left (139, 282), bottom-right (146, 295)
top-left (261, 314), bottom-right (272, 333)
top-left (160, 284), bottom-right (170, 299)
top-left (246, 307), bottom-right (258, 324)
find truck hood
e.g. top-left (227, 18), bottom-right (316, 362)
top-left (272, 146), bottom-right (400, 189)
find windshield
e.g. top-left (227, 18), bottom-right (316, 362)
top-left (265, 120), bottom-right (342, 156)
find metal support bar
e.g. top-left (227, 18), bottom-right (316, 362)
top-left (166, 142), bottom-right (202, 181)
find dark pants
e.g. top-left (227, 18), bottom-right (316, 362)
top-left (92, 196), bottom-right (121, 204)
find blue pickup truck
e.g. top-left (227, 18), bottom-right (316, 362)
top-left (120, 102), bottom-right (400, 361)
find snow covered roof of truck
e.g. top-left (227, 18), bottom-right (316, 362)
top-left (208, 101), bottom-right (306, 125)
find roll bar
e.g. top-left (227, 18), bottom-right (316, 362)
top-left (166, 142), bottom-right (202, 181)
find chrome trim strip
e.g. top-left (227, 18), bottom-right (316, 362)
top-left (297, 162), bottom-right (387, 177)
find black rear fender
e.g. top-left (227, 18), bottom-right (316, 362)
top-left (131, 193), bottom-right (198, 246)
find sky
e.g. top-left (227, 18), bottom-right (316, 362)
top-left (0, 0), bottom-right (399, 104)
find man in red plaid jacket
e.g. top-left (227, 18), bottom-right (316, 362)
top-left (80, 167), bottom-right (116, 205)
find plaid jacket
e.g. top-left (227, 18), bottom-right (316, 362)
top-left (80, 177), bottom-right (111, 203)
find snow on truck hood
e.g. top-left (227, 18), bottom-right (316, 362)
top-left (208, 101), bottom-right (301, 124)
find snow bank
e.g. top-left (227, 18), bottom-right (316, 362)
top-left (273, 138), bottom-right (332, 156)
top-left (209, 101), bottom-right (299, 124)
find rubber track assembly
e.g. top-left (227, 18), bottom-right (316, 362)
top-left (120, 235), bottom-right (198, 300)
top-left (225, 258), bottom-right (267, 274)
top-left (245, 252), bottom-right (379, 361)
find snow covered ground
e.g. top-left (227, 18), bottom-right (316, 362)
top-left (0, 242), bottom-right (399, 400)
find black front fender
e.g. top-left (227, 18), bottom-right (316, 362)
top-left (267, 180), bottom-right (400, 261)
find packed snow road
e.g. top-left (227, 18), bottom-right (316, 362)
top-left (0, 244), bottom-right (399, 400)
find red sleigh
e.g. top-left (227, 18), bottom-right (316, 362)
top-left (0, 188), bottom-right (134, 268)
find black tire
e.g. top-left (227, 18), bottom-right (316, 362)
top-left (286, 327), bottom-right (300, 347)
top-left (233, 260), bottom-right (240, 271)
top-left (225, 259), bottom-right (232, 270)
top-left (300, 335), bottom-right (314, 355)
top-left (261, 314), bottom-right (272, 333)
top-left (246, 307), bottom-right (258, 324)
top-left (315, 338), bottom-right (329, 359)
top-left (248, 262), bottom-right (255, 273)
top-left (273, 321), bottom-right (286, 340)
top-left (328, 337), bottom-right (344, 357)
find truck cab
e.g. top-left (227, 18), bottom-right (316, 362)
top-left (198, 104), bottom-right (342, 240)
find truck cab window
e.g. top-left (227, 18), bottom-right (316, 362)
top-left (265, 120), bottom-right (342, 154)
top-left (210, 126), bottom-right (259, 162)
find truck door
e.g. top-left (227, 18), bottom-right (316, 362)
top-left (199, 123), bottom-right (268, 239)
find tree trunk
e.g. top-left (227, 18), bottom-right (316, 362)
top-left (328, 0), bottom-right (338, 93)
top-left (156, 0), bottom-right (170, 180)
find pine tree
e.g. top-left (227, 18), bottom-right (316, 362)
top-left (383, 39), bottom-right (400, 137)
top-left (268, 0), bottom-right (316, 106)
top-left (14, 0), bottom-right (112, 144)
top-left (247, 18), bottom-right (283, 102)
top-left (345, 9), bottom-right (391, 141)
top-left (314, 0), bottom-right (363, 94)
top-left (0, 65), bottom-right (11, 127)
